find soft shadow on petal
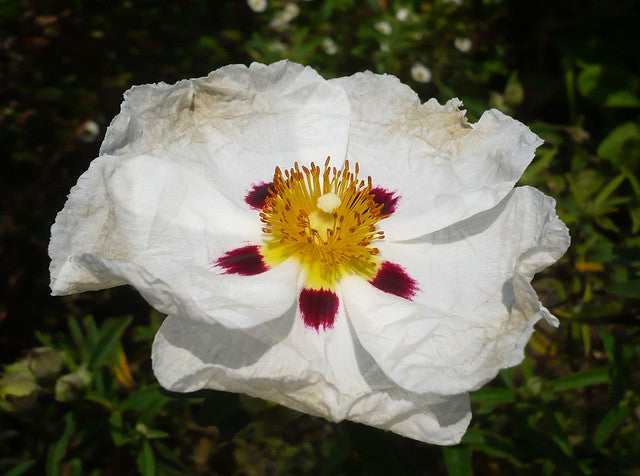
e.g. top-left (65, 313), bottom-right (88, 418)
top-left (344, 187), bottom-right (570, 395)
top-left (331, 72), bottom-right (542, 240)
top-left (153, 306), bottom-right (296, 376)
top-left (381, 187), bottom-right (570, 319)
top-left (153, 303), bottom-right (368, 421)
top-left (50, 154), bottom-right (298, 328)
top-left (153, 297), bottom-right (471, 444)
top-left (77, 253), bottom-right (299, 329)
top-left (345, 315), bottom-right (471, 444)
top-left (100, 61), bottom-right (352, 210)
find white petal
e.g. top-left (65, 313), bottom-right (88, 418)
top-left (101, 61), bottom-right (351, 209)
top-left (50, 154), bottom-right (298, 328)
top-left (344, 187), bottom-right (570, 394)
top-left (153, 300), bottom-right (471, 444)
top-left (331, 72), bottom-right (543, 240)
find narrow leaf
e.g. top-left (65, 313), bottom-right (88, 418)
top-left (442, 446), bottom-right (472, 476)
top-left (45, 413), bottom-right (76, 476)
top-left (552, 367), bottom-right (609, 392)
top-left (136, 440), bottom-right (156, 476)
top-left (5, 460), bottom-right (36, 476)
top-left (88, 316), bottom-right (134, 369)
top-left (593, 406), bottom-right (632, 447)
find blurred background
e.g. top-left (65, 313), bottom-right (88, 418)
top-left (1, 0), bottom-right (639, 474)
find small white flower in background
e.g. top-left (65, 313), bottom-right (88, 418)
top-left (247, 0), bottom-right (267, 13)
top-left (411, 62), bottom-right (432, 83)
top-left (321, 37), bottom-right (337, 56)
top-left (454, 37), bottom-right (473, 53)
top-left (281, 2), bottom-right (299, 20)
top-left (374, 21), bottom-right (393, 36)
top-left (380, 42), bottom-right (390, 53)
top-left (75, 120), bottom-right (100, 142)
top-left (50, 61), bottom-right (569, 444)
top-left (270, 2), bottom-right (299, 29)
top-left (396, 7), bottom-right (409, 21)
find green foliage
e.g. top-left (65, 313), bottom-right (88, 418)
top-left (1, 0), bottom-right (639, 474)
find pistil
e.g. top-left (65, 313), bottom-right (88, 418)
top-left (260, 158), bottom-right (385, 290)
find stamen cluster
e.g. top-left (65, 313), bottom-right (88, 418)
top-left (260, 158), bottom-right (386, 289)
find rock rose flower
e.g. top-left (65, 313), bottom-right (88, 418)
top-left (49, 61), bottom-right (569, 444)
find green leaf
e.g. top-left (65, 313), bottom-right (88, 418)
top-left (88, 316), bottom-right (134, 369)
top-left (551, 367), bottom-right (609, 392)
top-left (605, 89), bottom-right (640, 107)
top-left (470, 387), bottom-right (515, 413)
top-left (593, 405), bottom-right (632, 448)
top-left (121, 385), bottom-right (170, 424)
top-left (46, 413), bottom-right (76, 476)
top-left (84, 315), bottom-right (99, 346)
top-left (594, 173), bottom-right (625, 205)
top-left (442, 446), bottom-right (472, 476)
top-left (4, 460), bottom-right (36, 476)
top-left (136, 440), bottom-right (156, 476)
top-left (84, 391), bottom-right (117, 410)
top-left (109, 411), bottom-right (131, 447)
top-left (461, 429), bottom-right (523, 468)
top-left (578, 63), bottom-right (640, 108)
top-left (68, 317), bottom-right (89, 362)
top-left (604, 280), bottom-right (640, 299)
top-left (597, 122), bottom-right (640, 165)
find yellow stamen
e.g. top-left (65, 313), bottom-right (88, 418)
top-left (260, 158), bottom-right (385, 290)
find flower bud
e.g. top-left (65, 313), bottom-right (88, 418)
top-left (55, 368), bottom-right (92, 402)
top-left (0, 374), bottom-right (39, 412)
top-left (27, 347), bottom-right (65, 380)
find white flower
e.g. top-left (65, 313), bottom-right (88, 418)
top-left (49, 61), bottom-right (569, 444)
top-left (247, 0), bottom-right (267, 13)
top-left (270, 3), bottom-right (299, 29)
top-left (454, 37), bottom-right (472, 53)
top-left (321, 37), bottom-right (337, 56)
top-left (411, 62), bottom-right (432, 83)
top-left (396, 7), bottom-right (410, 21)
top-left (374, 21), bottom-right (393, 36)
top-left (75, 120), bottom-right (100, 142)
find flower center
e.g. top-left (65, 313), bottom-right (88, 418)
top-left (260, 158), bottom-right (386, 290)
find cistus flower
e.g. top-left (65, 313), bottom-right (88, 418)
top-left (49, 61), bottom-right (569, 444)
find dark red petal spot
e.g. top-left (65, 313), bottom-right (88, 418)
top-left (370, 261), bottom-right (418, 300)
top-left (245, 182), bottom-right (275, 210)
top-left (371, 187), bottom-right (399, 216)
top-left (299, 288), bottom-right (339, 331)
top-left (215, 245), bottom-right (268, 276)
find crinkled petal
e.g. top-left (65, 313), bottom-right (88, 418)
top-left (331, 72), bottom-right (543, 240)
top-left (101, 61), bottom-right (351, 209)
top-left (153, 300), bottom-right (471, 444)
top-left (50, 154), bottom-right (298, 328)
top-left (344, 187), bottom-right (570, 395)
